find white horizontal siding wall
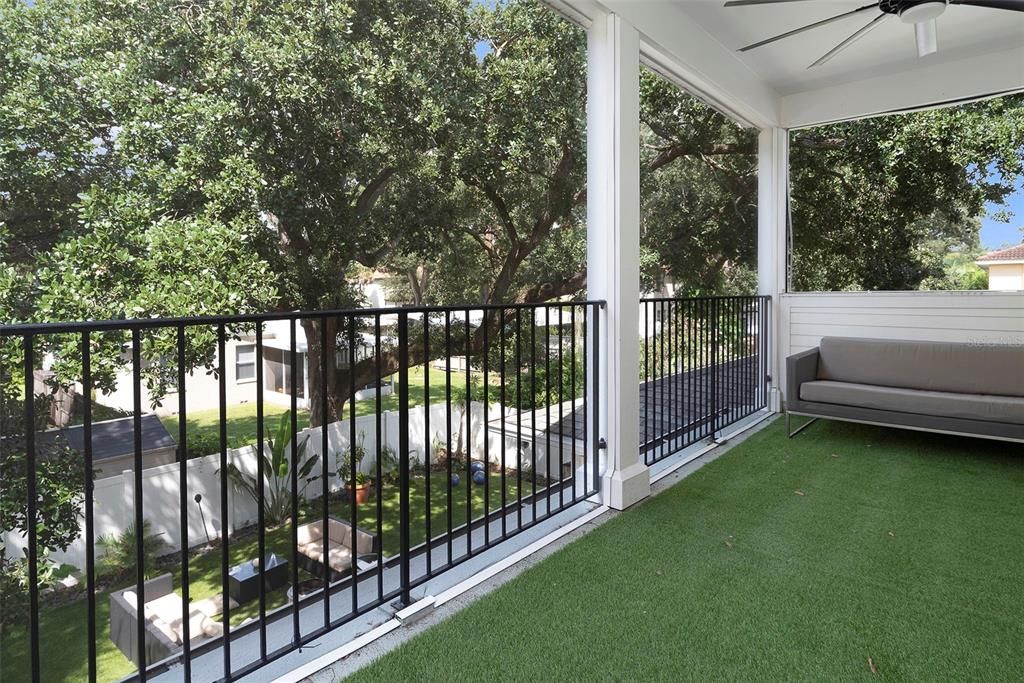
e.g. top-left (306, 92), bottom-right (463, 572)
top-left (779, 291), bottom-right (1024, 366)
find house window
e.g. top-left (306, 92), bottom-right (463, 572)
top-left (236, 344), bottom-right (256, 382)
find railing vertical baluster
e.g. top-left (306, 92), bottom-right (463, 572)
top-left (544, 305), bottom-right (551, 509)
top-left (131, 328), bottom-right (147, 680)
top-left (643, 301), bottom-right (649, 462)
top-left (499, 309), bottom-right (507, 535)
top-left (24, 334), bottom-right (41, 683)
top-left (592, 304), bottom-right (601, 494)
top-left (397, 311), bottom-right (411, 605)
top-left (659, 300), bottom-right (666, 460)
top-left (175, 326), bottom-right (191, 681)
top-left (569, 305), bottom-right (576, 502)
top-left (530, 308), bottom-right (537, 520)
top-left (423, 313), bottom-right (432, 573)
top-left (689, 300), bottom-right (695, 445)
top-left (711, 299), bottom-right (719, 437)
top-left (348, 315), bottom-right (358, 614)
top-left (321, 316), bottom-right (331, 627)
top-left (289, 319), bottom-right (300, 643)
top-left (82, 332), bottom-right (98, 683)
top-left (670, 299), bottom-right (677, 454)
top-left (255, 323), bottom-right (267, 659)
top-left (482, 313), bottom-right (490, 545)
top-left (515, 308), bottom-right (523, 529)
top-left (582, 304), bottom-right (588, 497)
top-left (557, 305), bottom-right (564, 510)
top-left (445, 311), bottom-right (452, 564)
top-left (376, 313), bottom-right (385, 596)
top-left (218, 324), bottom-right (231, 677)
top-left (464, 311), bottom-right (472, 557)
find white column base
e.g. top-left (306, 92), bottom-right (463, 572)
top-left (602, 460), bottom-right (650, 510)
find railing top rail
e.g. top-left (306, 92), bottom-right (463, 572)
top-left (639, 294), bottom-right (771, 303)
top-left (0, 299), bottom-right (607, 337)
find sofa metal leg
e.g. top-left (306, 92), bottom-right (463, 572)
top-left (787, 414), bottom-right (817, 438)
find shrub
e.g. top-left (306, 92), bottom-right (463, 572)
top-left (97, 520), bottom-right (167, 581)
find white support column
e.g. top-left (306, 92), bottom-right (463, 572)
top-left (587, 12), bottom-right (649, 510)
top-left (757, 127), bottom-right (789, 412)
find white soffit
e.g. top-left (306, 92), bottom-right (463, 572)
top-left (672, 0), bottom-right (1024, 127)
top-left (558, 0), bottom-right (1024, 128)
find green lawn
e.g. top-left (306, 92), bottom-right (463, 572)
top-left (352, 418), bottom-right (1024, 682)
top-left (160, 366), bottom-right (484, 449)
top-left (0, 470), bottom-right (521, 682)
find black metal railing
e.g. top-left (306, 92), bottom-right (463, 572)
top-left (0, 300), bottom-right (603, 682)
top-left (639, 295), bottom-right (771, 465)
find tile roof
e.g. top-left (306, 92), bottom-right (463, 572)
top-left (977, 244), bottom-right (1024, 262)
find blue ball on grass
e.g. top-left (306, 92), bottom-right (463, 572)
top-left (472, 470), bottom-right (486, 486)
top-left (450, 474), bottom-right (461, 486)
top-left (470, 461), bottom-right (486, 473)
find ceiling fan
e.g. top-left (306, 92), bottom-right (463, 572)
top-left (724, 0), bottom-right (1024, 68)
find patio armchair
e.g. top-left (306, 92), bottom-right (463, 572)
top-left (296, 518), bottom-right (380, 582)
top-left (786, 336), bottom-right (1024, 441)
top-left (109, 573), bottom-right (235, 666)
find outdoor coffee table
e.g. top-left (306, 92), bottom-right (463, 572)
top-left (228, 554), bottom-right (289, 604)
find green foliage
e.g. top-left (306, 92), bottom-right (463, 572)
top-left (0, 379), bottom-right (84, 555)
top-left (224, 410), bottom-right (317, 527)
top-left (97, 520), bottom-right (168, 581)
top-left (637, 67), bottom-right (1024, 294)
top-left (336, 435), bottom-right (370, 487)
top-left (185, 431), bottom-right (249, 460)
top-left (788, 97), bottom-right (1024, 291)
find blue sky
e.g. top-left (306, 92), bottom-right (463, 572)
top-left (980, 180), bottom-right (1024, 250)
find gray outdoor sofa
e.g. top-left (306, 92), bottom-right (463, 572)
top-left (110, 573), bottom-right (232, 666)
top-left (786, 337), bottom-right (1024, 442)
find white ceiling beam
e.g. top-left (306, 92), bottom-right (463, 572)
top-left (549, 0), bottom-right (783, 128)
top-left (781, 45), bottom-right (1024, 128)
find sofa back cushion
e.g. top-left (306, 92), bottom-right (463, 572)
top-left (297, 520), bottom-right (323, 546)
top-left (817, 337), bottom-right (1024, 397)
top-left (327, 518), bottom-right (377, 555)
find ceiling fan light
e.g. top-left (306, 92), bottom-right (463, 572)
top-left (914, 19), bottom-right (939, 55)
top-left (899, 1), bottom-right (948, 23)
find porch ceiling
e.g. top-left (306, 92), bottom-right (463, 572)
top-left (554, 0), bottom-right (1024, 128)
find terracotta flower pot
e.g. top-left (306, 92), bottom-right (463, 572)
top-left (346, 483), bottom-right (372, 504)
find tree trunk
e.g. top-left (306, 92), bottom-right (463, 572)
top-left (301, 317), bottom-right (343, 428)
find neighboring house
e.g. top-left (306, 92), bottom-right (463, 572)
top-left (37, 414), bottom-right (178, 479)
top-left (98, 319), bottom-right (381, 417)
top-left (98, 324), bottom-right (305, 416)
top-left (976, 244), bottom-right (1024, 291)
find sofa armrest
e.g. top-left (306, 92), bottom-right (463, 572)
top-left (145, 573), bottom-right (174, 600)
top-left (786, 348), bottom-right (820, 410)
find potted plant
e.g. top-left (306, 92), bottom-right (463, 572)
top-left (336, 435), bottom-right (371, 504)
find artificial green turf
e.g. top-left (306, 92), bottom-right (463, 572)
top-left (351, 418), bottom-right (1024, 682)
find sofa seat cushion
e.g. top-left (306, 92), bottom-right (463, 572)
top-left (800, 380), bottom-right (1024, 424)
top-left (302, 541), bottom-right (353, 572)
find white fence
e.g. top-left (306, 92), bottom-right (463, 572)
top-left (3, 401), bottom-right (580, 571)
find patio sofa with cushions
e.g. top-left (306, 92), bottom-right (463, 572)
top-left (109, 573), bottom-right (234, 665)
top-left (786, 337), bottom-right (1024, 442)
top-left (296, 517), bottom-right (380, 582)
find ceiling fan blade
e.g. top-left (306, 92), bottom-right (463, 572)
top-left (808, 13), bottom-right (889, 68)
top-left (738, 3), bottom-right (880, 52)
top-left (949, 0), bottom-right (1024, 10)
top-left (724, 0), bottom-right (819, 6)
top-left (914, 19), bottom-right (938, 56)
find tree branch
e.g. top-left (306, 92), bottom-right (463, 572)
top-left (354, 167), bottom-right (396, 217)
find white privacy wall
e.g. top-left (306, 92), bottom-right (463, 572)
top-left (4, 401), bottom-right (580, 571)
top-left (779, 291), bottom-right (1024, 365)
